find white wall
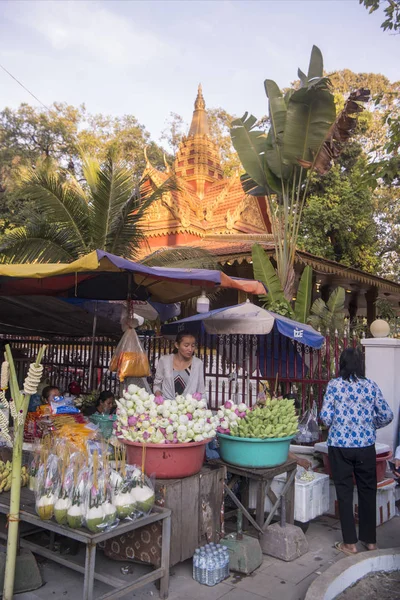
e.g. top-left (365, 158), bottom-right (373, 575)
top-left (361, 338), bottom-right (400, 451)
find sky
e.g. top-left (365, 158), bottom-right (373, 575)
top-left (1, 0), bottom-right (399, 147)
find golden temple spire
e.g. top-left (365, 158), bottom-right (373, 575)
top-left (188, 83), bottom-right (209, 137)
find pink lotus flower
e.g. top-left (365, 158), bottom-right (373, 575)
top-left (224, 401), bottom-right (233, 409)
top-left (193, 393), bottom-right (202, 401)
top-left (160, 427), bottom-right (166, 435)
top-left (155, 396), bottom-right (164, 405)
top-left (128, 416), bottom-right (138, 426)
top-left (143, 431), bottom-right (150, 440)
top-left (186, 413), bottom-right (193, 420)
top-left (235, 408), bottom-right (240, 415)
top-left (239, 412), bottom-right (247, 418)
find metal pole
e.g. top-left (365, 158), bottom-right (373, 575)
top-left (88, 302), bottom-right (98, 390)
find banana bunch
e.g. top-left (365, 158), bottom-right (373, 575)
top-left (230, 398), bottom-right (298, 439)
top-left (0, 461), bottom-right (29, 492)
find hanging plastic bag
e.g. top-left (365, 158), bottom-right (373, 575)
top-left (294, 401), bottom-right (320, 444)
top-left (110, 328), bottom-right (150, 380)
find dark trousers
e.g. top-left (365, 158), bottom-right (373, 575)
top-left (328, 445), bottom-right (377, 545)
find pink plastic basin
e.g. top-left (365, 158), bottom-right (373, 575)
top-left (123, 438), bottom-right (211, 479)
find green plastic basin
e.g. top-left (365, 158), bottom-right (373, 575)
top-left (217, 433), bottom-right (294, 468)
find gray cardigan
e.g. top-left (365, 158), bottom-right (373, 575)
top-left (153, 355), bottom-right (205, 399)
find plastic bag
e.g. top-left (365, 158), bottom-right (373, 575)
top-left (294, 401), bottom-right (319, 444)
top-left (111, 464), bottom-right (155, 521)
top-left (35, 454), bottom-right (61, 521)
top-left (80, 450), bottom-right (118, 533)
top-left (110, 328), bottom-right (150, 380)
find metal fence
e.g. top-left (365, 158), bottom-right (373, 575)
top-left (0, 329), bottom-right (362, 412)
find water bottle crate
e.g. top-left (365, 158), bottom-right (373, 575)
top-left (192, 543), bottom-right (230, 586)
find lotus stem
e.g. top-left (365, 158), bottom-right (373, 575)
top-left (3, 344), bottom-right (46, 600)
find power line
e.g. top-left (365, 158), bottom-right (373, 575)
top-left (0, 62), bottom-right (49, 110)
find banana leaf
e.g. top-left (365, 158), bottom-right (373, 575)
top-left (251, 244), bottom-right (285, 305)
top-left (230, 113), bottom-right (269, 189)
top-left (294, 266), bottom-right (313, 323)
top-left (283, 85), bottom-right (336, 167)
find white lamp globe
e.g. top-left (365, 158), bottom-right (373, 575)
top-left (370, 319), bottom-right (390, 338)
top-left (196, 291), bottom-right (210, 314)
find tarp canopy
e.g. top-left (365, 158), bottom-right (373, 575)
top-left (0, 250), bottom-right (266, 303)
top-left (0, 296), bottom-right (121, 337)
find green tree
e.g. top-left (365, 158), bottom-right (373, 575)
top-left (0, 103), bottom-right (170, 234)
top-left (359, 0), bottom-right (400, 31)
top-left (0, 153), bottom-right (175, 263)
top-left (299, 142), bottom-right (379, 273)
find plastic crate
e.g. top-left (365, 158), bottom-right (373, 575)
top-left (326, 478), bottom-right (396, 525)
top-left (248, 471), bottom-right (330, 523)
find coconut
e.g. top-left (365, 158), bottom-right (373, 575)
top-left (103, 502), bottom-right (117, 525)
top-left (67, 504), bottom-right (84, 529)
top-left (130, 485), bottom-right (155, 514)
top-left (114, 491), bottom-right (135, 520)
top-left (36, 494), bottom-right (56, 520)
top-left (54, 497), bottom-right (71, 525)
top-left (86, 506), bottom-right (107, 533)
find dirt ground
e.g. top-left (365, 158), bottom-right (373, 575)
top-left (336, 570), bottom-right (400, 600)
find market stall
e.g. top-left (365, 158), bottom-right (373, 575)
top-left (0, 254), bottom-right (270, 597)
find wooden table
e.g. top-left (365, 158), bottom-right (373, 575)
top-left (210, 458), bottom-right (297, 533)
top-left (0, 488), bottom-right (171, 600)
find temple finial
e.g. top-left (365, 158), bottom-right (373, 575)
top-left (144, 145), bottom-right (151, 168)
top-left (189, 84), bottom-right (209, 136)
top-left (194, 83), bottom-right (206, 110)
top-left (163, 153), bottom-right (170, 173)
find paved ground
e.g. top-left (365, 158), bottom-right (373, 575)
top-left (12, 514), bottom-right (400, 600)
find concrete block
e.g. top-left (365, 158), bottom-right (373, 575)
top-left (260, 523), bottom-right (309, 562)
top-left (0, 547), bottom-right (42, 593)
top-left (221, 534), bottom-right (263, 574)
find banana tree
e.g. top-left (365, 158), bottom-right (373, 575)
top-left (231, 45), bottom-right (369, 298)
top-left (252, 243), bottom-right (313, 322)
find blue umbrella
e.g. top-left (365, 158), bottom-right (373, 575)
top-left (161, 302), bottom-right (323, 349)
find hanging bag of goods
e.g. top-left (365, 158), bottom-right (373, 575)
top-left (109, 302), bottom-right (150, 381)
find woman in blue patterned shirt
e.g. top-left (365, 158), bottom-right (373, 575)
top-left (320, 348), bottom-right (393, 556)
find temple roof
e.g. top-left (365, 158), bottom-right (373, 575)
top-left (141, 86), bottom-right (271, 239)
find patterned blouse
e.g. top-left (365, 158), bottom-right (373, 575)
top-left (173, 366), bottom-right (191, 396)
top-left (320, 377), bottom-right (393, 448)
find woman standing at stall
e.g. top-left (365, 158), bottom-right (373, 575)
top-left (153, 331), bottom-right (205, 399)
top-left (321, 348), bottom-right (393, 556)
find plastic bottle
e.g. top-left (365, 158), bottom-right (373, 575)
top-left (192, 549), bottom-right (200, 580)
top-left (207, 551), bottom-right (216, 586)
top-left (224, 547), bottom-right (230, 578)
top-left (199, 550), bottom-right (207, 584)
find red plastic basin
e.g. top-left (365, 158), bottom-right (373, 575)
top-left (123, 438), bottom-right (211, 479)
top-left (322, 450), bottom-right (392, 483)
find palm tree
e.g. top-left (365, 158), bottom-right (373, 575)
top-left (0, 152), bottom-right (176, 263)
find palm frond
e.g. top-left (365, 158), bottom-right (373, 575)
top-left (108, 175), bottom-right (178, 258)
top-left (141, 246), bottom-right (220, 270)
top-left (0, 221), bottom-right (80, 263)
top-left (85, 154), bottom-right (135, 251)
top-left (18, 161), bottom-right (90, 253)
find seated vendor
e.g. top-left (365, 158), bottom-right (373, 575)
top-left (153, 331), bottom-right (205, 399)
top-left (86, 390), bottom-right (115, 416)
top-left (42, 385), bottom-right (60, 404)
